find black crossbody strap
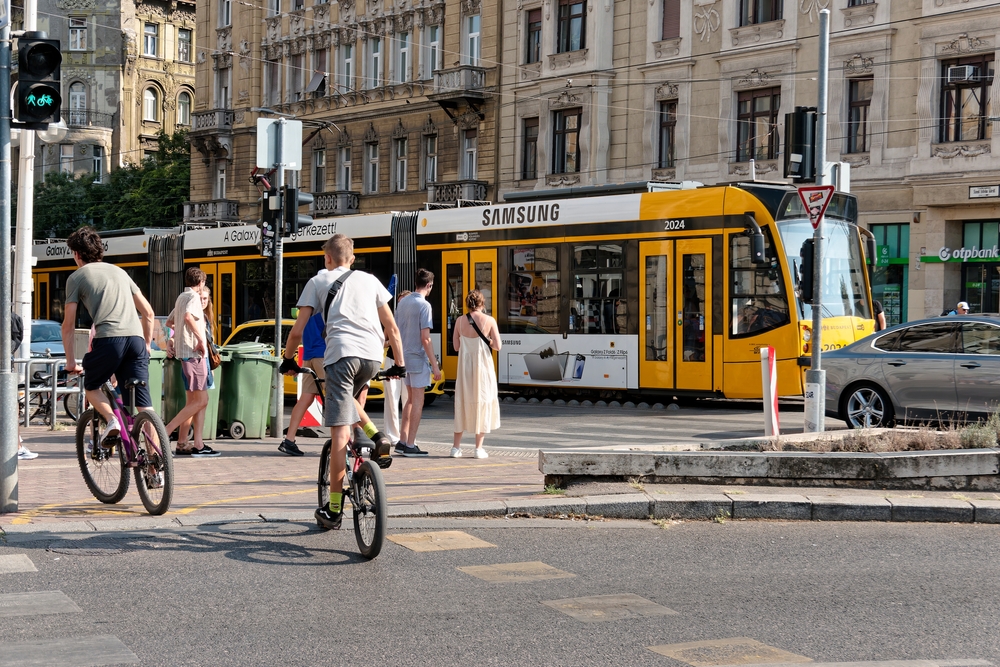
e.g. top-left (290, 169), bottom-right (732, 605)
top-left (323, 270), bottom-right (355, 323)
top-left (466, 314), bottom-right (492, 349)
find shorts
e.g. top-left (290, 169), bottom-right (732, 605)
top-left (402, 354), bottom-right (431, 389)
top-left (324, 357), bottom-right (381, 427)
top-left (181, 358), bottom-right (209, 391)
top-left (301, 357), bottom-right (325, 396)
top-left (83, 336), bottom-right (151, 408)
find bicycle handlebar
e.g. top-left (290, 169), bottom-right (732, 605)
top-left (297, 365), bottom-right (406, 390)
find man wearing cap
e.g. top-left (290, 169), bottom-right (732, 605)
top-left (947, 301), bottom-right (970, 316)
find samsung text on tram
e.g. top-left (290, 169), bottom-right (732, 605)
top-left (482, 203), bottom-right (560, 227)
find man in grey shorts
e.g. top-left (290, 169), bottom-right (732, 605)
top-left (286, 234), bottom-right (405, 530)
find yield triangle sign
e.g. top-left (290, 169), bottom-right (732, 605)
top-left (798, 185), bottom-right (835, 229)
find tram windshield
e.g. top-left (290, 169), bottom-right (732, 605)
top-left (778, 219), bottom-right (871, 321)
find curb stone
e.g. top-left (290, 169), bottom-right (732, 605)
top-left (731, 493), bottom-right (812, 520)
top-left (969, 499), bottom-right (1000, 523)
top-left (808, 495), bottom-right (892, 522)
top-left (888, 497), bottom-right (974, 523)
top-left (504, 497), bottom-right (587, 516)
top-left (584, 493), bottom-right (651, 519)
top-left (651, 493), bottom-right (732, 521)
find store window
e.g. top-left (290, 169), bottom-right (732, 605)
top-left (870, 223), bottom-right (909, 326)
top-left (572, 244), bottom-right (626, 334)
top-left (507, 247), bottom-right (560, 333)
top-left (847, 77), bottom-right (873, 154)
top-left (736, 87), bottom-right (780, 162)
top-left (960, 220), bottom-right (1000, 314)
top-left (941, 54), bottom-right (994, 143)
top-left (730, 229), bottom-right (788, 337)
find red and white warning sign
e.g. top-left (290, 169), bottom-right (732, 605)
top-left (797, 185), bottom-right (835, 229)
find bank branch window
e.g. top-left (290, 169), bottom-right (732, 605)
top-left (730, 230), bottom-right (789, 337)
top-left (508, 247), bottom-right (560, 333)
top-left (961, 220), bottom-right (1000, 314)
top-left (572, 244), bottom-right (625, 334)
top-left (870, 223), bottom-right (909, 326)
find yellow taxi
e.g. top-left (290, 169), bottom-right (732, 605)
top-left (224, 318), bottom-right (446, 404)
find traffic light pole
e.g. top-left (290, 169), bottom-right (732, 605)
top-left (804, 8), bottom-right (830, 433)
top-left (1, 26), bottom-right (19, 513)
top-left (13, 0), bottom-right (37, 375)
top-left (269, 119), bottom-right (285, 439)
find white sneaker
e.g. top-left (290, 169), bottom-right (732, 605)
top-left (449, 447), bottom-right (463, 458)
top-left (99, 417), bottom-right (121, 447)
top-left (474, 448), bottom-right (489, 459)
top-left (17, 446), bottom-right (38, 460)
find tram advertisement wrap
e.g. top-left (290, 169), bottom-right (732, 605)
top-left (500, 336), bottom-right (639, 389)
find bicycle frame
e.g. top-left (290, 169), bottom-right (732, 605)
top-left (97, 382), bottom-right (142, 464)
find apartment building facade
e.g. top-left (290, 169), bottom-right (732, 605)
top-left (497, 0), bottom-right (1000, 322)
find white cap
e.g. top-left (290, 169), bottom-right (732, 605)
top-left (958, 301), bottom-right (970, 310)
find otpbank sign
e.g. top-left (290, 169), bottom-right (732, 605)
top-left (925, 245), bottom-right (1000, 263)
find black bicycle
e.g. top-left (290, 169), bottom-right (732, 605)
top-left (299, 365), bottom-right (403, 559)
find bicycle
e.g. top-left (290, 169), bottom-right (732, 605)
top-left (299, 365), bottom-right (403, 559)
top-left (18, 368), bottom-right (83, 423)
top-left (74, 378), bottom-right (174, 515)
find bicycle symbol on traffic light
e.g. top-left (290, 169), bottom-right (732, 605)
top-left (25, 93), bottom-right (54, 107)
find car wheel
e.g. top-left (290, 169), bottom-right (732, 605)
top-left (843, 384), bottom-right (895, 429)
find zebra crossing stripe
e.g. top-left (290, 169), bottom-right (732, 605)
top-left (0, 554), bottom-right (36, 574)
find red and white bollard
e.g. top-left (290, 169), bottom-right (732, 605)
top-left (760, 345), bottom-right (780, 437)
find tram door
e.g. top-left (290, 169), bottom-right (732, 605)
top-left (441, 249), bottom-right (497, 382)
top-left (33, 273), bottom-right (50, 320)
top-left (639, 239), bottom-right (713, 392)
top-left (199, 262), bottom-right (237, 342)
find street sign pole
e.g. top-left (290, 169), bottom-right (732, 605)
top-left (270, 118), bottom-right (285, 439)
top-left (0, 22), bottom-right (19, 513)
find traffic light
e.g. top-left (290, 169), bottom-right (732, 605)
top-left (16, 32), bottom-right (62, 127)
top-left (783, 106), bottom-right (816, 183)
top-left (283, 187), bottom-right (314, 237)
top-left (799, 238), bottom-right (815, 303)
top-left (259, 188), bottom-right (279, 257)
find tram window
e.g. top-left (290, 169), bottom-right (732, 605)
top-left (572, 244), bottom-right (625, 334)
top-left (730, 230), bottom-right (788, 337)
top-left (507, 246), bottom-right (560, 334)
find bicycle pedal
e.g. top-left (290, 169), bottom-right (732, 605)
top-left (376, 456), bottom-right (393, 470)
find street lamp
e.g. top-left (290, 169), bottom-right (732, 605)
top-left (37, 119), bottom-right (67, 144)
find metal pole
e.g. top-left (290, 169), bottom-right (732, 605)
top-left (0, 25), bottom-right (19, 513)
top-left (804, 8), bottom-right (830, 433)
top-left (13, 0), bottom-right (35, 358)
top-left (269, 119), bottom-right (285, 439)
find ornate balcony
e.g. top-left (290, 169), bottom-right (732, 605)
top-left (64, 109), bottom-right (115, 129)
top-left (183, 199), bottom-right (241, 223)
top-left (313, 191), bottom-right (360, 217)
top-left (428, 65), bottom-right (488, 119)
top-left (427, 180), bottom-right (489, 206)
top-left (191, 109), bottom-right (234, 134)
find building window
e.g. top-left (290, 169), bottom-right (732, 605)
top-left (397, 32), bottom-right (410, 83)
top-left (143, 23), bottom-right (158, 57)
top-left (217, 67), bottom-right (231, 108)
top-left (552, 108), bottom-right (582, 174)
top-left (557, 0), bottom-right (586, 53)
top-left (290, 54), bottom-right (304, 101)
top-left (177, 92), bottom-right (192, 126)
top-left (308, 49), bottom-right (328, 96)
top-left (267, 0), bottom-right (280, 17)
top-left (847, 77), bottom-right (873, 154)
top-left (69, 82), bottom-right (86, 125)
top-left (941, 54), bottom-right (994, 143)
top-left (178, 29), bottom-right (192, 63)
top-left (92, 146), bottom-right (104, 183)
top-left (216, 166), bottom-right (227, 199)
top-left (69, 17), bottom-right (87, 51)
top-left (662, 0), bottom-right (680, 39)
top-left (740, 0), bottom-right (781, 25)
top-left (265, 59), bottom-right (281, 106)
top-left (339, 146), bottom-right (352, 190)
top-left (220, 0), bottom-right (231, 26)
top-left (366, 142), bottom-right (379, 193)
top-left (463, 129), bottom-right (478, 180)
top-left (339, 44), bottom-right (353, 91)
top-left (522, 117), bottom-right (538, 180)
top-left (848, 0), bottom-right (873, 5)
top-left (60, 144), bottom-right (73, 174)
top-left (525, 9), bottom-right (542, 64)
top-left (143, 88), bottom-right (159, 121)
top-left (394, 138), bottom-right (408, 191)
top-left (870, 223), bottom-right (909, 326)
top-left (425, 25), bottom-right (440, 79)
top-left (736, 87), bottom-right (780, 162)
top-left (293, 0), bottom-right (304, 9)
top-left (368, 38), bottom-right (382, 88)
top-left (422, 134), bottom-right (437, 188)
top-left (313, 149), bottom-right (326, 192)
top-left (464, 15), bottom-right (481, 66)
top-left (658, 101), bottom-right (676, 168)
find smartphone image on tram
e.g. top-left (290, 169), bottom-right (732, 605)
top-left (572, 354), bottom-right (585, 380)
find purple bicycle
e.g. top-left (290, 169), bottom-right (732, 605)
top-left (75, 378), bottom-right (174, 515)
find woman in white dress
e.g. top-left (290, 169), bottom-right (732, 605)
top-left (452, 290), bottom-right (501, 459)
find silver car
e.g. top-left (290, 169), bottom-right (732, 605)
top-left (824, 315), bottom-right (1000, 428)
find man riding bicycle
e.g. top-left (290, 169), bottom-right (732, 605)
top-left (60, 227), bottom-right (156, 444)
top-left (280, 234), bottom-right (405, 530)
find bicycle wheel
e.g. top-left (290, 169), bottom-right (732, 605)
top-left (317, 439), bottom-right (331, 514)
top-left (132, 411), bottom-right (174, 515)
top-left (75, 408), bottom-right (129, 504)
top-left (63, 377), bottom-right (82, 422)
top-left (351, 460), bottom-right (387, 559)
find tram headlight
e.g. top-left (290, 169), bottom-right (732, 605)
top-left (802, 327), bottom-right (812, 343)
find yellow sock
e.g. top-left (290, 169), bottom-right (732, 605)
top-left (328, 492), bottom-right (342, 514)
top-left (362, 421), bottom-right (378, 439)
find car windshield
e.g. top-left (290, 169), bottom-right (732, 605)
top-left (778, 219), bottom-right (871, 320)
top-left (31, 321), bottom-right (63, 342)
top-left (228, 324), bottom-right (290, 348)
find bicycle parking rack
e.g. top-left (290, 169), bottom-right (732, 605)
top-left (15, 357), bottom-right (87, 430)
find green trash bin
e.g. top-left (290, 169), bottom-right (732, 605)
top-left (163, 355), bottom-right (225, 441)
top-left (147, 350), bottom-right (166, 416)
top-left (218, 343), bottom-right (278, 439)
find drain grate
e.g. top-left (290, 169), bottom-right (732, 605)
top-left (48, 540), bottom-right (130, 556)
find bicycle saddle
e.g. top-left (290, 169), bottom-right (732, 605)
top-left (123, 378), bottom-right (148, 389)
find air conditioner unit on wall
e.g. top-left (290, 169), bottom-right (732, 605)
top-left (946, 65), bottom-right (979, 85)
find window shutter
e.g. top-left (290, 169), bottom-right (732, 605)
top-left (662, 0), bottom-right (680, 40)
